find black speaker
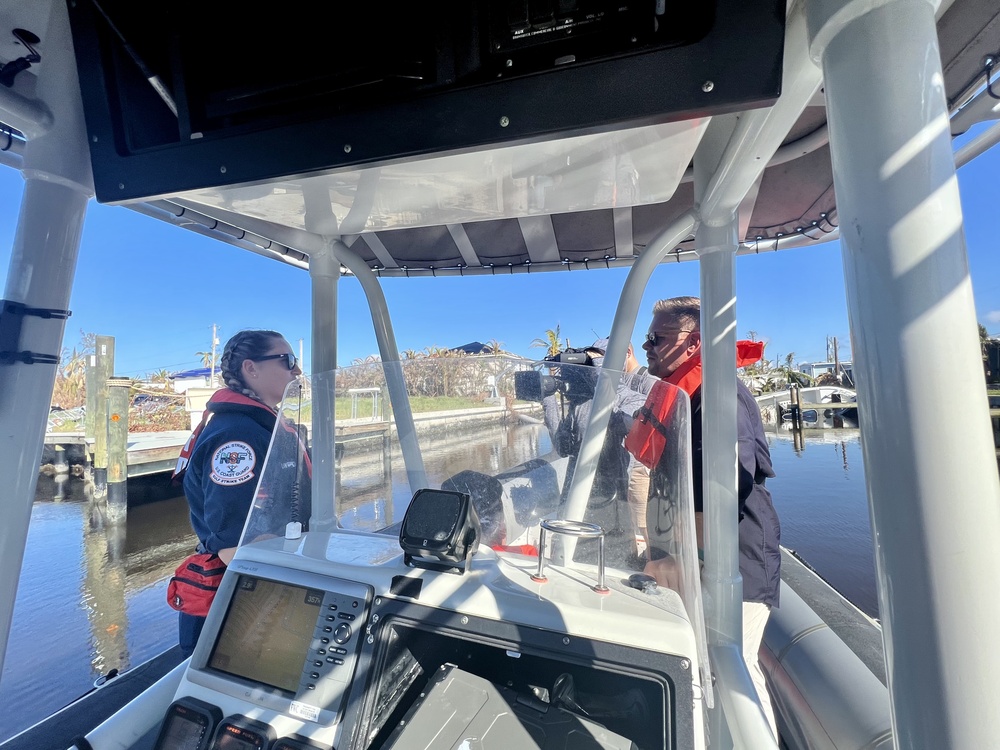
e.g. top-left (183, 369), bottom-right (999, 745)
top-left (399, 489), bottom-right (481, 573)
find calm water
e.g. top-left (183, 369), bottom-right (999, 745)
top-left (765, 429), bottom-right (878, 617)
top-left (0, 426), bottom-right (875, 742)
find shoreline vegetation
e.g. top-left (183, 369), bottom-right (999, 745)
top-left (46, 329), bottom-right (1000, 438)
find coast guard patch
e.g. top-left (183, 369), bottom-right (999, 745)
top-left (210, 441), bottom-right (256, 486)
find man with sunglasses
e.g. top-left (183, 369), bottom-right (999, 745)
top-left (639, 296), bottom-right (780, 738)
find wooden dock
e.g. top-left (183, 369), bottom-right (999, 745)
top-left (44, 421), bottom-right (394, 479)
top-left (44, 431), bottom-right (188, 478)
top-left (44, 418), bottom-right (394, 480)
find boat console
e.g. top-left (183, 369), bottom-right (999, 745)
top-left (141, 362), bottom-right (708, 750)
top-left (186, 563), bottom-right (370, 728)
top-left (159, 537), bottom-right (695, 750)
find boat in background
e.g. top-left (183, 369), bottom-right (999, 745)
top-left (756, 386), bottom-right (858, 426)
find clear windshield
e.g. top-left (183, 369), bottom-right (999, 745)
top-left (240, 357), bottom-right (708, 701)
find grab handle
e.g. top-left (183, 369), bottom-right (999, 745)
top-left (531, 519), bottom-right (610, 594)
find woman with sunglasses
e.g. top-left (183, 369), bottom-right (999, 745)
top-left (173, 329), bottom-right (302, 656)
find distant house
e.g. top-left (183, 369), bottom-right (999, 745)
top-left (449, 341), bottom-right (495, 355)
top-left (169, 367), bottom-right (215, 393)
top-left (799, 361), bottom-right (854, 385)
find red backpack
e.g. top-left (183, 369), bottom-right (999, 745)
top-left (167, 553), bottom-right (226, 617)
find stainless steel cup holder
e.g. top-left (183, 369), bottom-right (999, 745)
top-left (530, 519), bottom-right (610, 594)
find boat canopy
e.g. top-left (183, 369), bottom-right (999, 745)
top-left (0, 1), bottom-right (996, 275)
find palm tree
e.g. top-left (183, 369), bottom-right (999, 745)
top-left (530, 326), bottom-right (564, 357)
top-left (146, 369), bottom-right (172, 387)
top-left (195, 350), bottom-right (213, 367)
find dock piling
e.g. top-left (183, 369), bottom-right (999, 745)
top-left (789, 383), bottom-right (803, 429)
top-left (106, 377), bottom-right (130, 524)
top-left (90, 336), bottom-right (115, 503)
top-left (53, 444), bottom-right (69, 477)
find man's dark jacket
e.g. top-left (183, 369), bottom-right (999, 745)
top-left (689, 381), bottom-right (781, 606)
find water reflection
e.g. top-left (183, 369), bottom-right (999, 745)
top-left (83, 507), bottom-right (129, 678)
top-left (0, 476), bottom-right (196, 742)
top-left (766, 428), bottom-right (878, 618)
top-left (337, 423), bottom-right (550, 532)
top-left (775, 410), bottom-right (860, 456)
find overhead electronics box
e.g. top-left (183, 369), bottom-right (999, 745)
top-left (66, 0), bottom-right (785, 203)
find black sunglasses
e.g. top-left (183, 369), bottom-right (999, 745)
top-left (254, 352), bottom-right (298, 370)
top-left (645, 330), bottom-right (694, 347)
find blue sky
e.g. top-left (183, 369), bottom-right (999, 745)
top-left (1, 139), bottom-right (998, 378)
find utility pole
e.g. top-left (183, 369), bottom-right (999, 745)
top-left (210, 323), bottom-right (218, 387)
top-left (833, 336), bottom-right (840, 383)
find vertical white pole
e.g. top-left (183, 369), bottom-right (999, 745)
top-left (810, 0), bottom-right (1000, 746)
top-left (308, 240), bottom-right (339, 529)
top-left (698, 224), bottom-right (744, 750)
top-left (697, 229), bottom-right (741, 647)
top-left (0, 3), bottom-right (92, 676)
top-left (694, 109), bottom-right (778, 747)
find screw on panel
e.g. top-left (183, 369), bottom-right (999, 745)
top-left (460, 616), bottom-right (469, 625)
top-left (220, 166), bottom-right (227, 173)
top-left (680, 658), bottom-right (691, 670)
top-left (702, 81), bottom-right (714, 93)
top-left (91, 135), bottom-right (98, 143)
top-left (118, 183), bottom-right (124, 190)
top-left (500, 116), bottom-right (510, 128)
top-left (367, 635), bottom-right (374, 644)
top-left (375, 597), bottom-right (382, 606)
top-left (506, 59), bottom-right (513, 68)
top-left (562, 636), bottom-right (570, 645)
top-left (344, 144), bottom-right (352, 153)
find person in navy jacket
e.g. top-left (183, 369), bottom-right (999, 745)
top-left (175, 329), bottom-right (302, 656)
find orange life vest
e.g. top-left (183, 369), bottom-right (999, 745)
top-left (624, 341), bottom-right (765, 469)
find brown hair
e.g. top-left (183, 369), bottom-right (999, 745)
top-left (651, 296), bottom-right (701, 330)
top-left (219, 329), bottom-right (283, 402)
